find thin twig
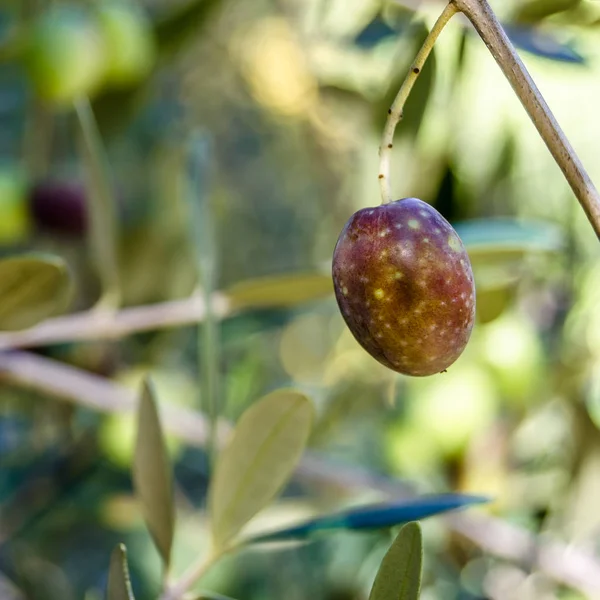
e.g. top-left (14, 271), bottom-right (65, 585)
top-left (0, 294), bottom-right (231, 350)
top-left (451, 0), bottom-right (600, 239)
top-left (2, 351), bottom-right (600, 597)
top-left (378, 2), bottom-right (458, 204)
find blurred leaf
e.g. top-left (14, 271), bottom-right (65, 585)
top-left (373, 22), bottom-right (436, 139)
top-left (75, 97), bottom-right (120, 308)
top-left (456, 218), bottom-right (564, 263)
top-left (513, 0), bottom-right (581, 24)
top-left (504, 24), bottom-right (584, 63)
top-left (354, 15), bottom-right (399, 49)
top-left (208, 389), bottom-right (314, 550)
top-left (225, 273), bottom-right (333, 310)
top-left (456, 219), bottom-right (563, 293)
top-left (0, 254), bottom-right (72, 331)
top-left (369, 522), bottom-right (422, 600)
top-left (155, 0), bottom-right (224, 56)
top-left (476, 283), bottom-right (518, 324)
top-left (93, 0), bottom-right (223, 131)
top-left (133, 379), bottom-right (175, 569)
top-left (106, 544), bottom-right (135, 600)
top-left (247, 494), bottom-right (489, 543)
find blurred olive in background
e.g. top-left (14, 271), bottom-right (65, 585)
top-left (24, 6), bottom-right (107, 106)
top-left (95, 1), bottom-right (157, 88)
top-left (29, 179), bottom-right (88, 236)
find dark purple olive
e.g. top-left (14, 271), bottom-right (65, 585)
top-left (332, 198), bottom-right (475, 377)
top-left (29, 180), bottom-right (88, 236)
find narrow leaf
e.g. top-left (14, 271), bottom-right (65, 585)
top-left (225, 273), bottom-right (333, 310)
top-left (247, 494), bottom-right (489, 543)
top-left (106, 544), bottom-right (135, 600)
top-left (208, 389), bottom-right (314, 550)
top-left (133, 379), bottom-right (175, 569)
top-left (369, 522), bottom-right (422, 600)
top-left (0, 254), bottom-right (72, 331)
top-left (75, 97), bottom-right (120, 309)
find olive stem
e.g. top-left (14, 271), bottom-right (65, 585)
top-left (378, 2), bottom-right (458, 205)
top-left (451, 0), bottom-right (600, 239)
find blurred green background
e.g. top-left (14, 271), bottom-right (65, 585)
top-left (2, 0), bottom-right (600, 598)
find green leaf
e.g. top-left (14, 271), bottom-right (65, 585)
top-left (106, 544), bottom-right (135, 600)
top-left (208, 389), bottom-right (314, 550)
top-left (513, 0), bottom-right (581, 24)
top-left (476, 283), bottom-right (518, 324)
top-left (369, 522), bottom-right (423, 600)
top-left (75, 97), bottom-right (120, 309)
top-left (133, 379), bottom-right (175, 569)
top-left (225, 273), bottom-right (333, 310)
top-left (0, 254), bottom-right (72, 331)
top-left (455, 218), bottom-right (564, 291)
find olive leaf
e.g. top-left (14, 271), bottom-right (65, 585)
top-left (75, 97), bottom-right (120, 308)
top-left (106, 544), bottom-right (135, 600)
top-left (0, 254), bottom-right (72, 331)
top-left (225, 273), bottom-right (333, 310)
top-left (133, 379), bottom-right (175, 569)
top-left (456, 219), bottom-right (563, 319)
top-left (369, 522), bottom-right (423, 600)
top-left (208, 389), bottom-right (314, 550)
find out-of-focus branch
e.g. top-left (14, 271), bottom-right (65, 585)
top-left (0, 294), bottom-right (231, 351)
top-left (2, 351), bottom-right (600, 597)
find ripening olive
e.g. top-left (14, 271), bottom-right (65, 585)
top-left (332, 198), bottom-right (475, 377)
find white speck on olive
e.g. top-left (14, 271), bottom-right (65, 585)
top-left (448, 235), bottom-right (462, 252)
top-left (408, 219), bottom-right (420, 230)
top-left (374, 288), bottom-right (385, 300)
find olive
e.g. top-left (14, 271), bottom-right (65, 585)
top-left (332, 198), bottom-right (475, 376)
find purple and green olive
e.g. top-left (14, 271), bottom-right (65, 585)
top-left (332, 198), bottom-right (475, 376)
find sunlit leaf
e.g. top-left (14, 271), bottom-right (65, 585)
top-left (0, 254), bottom-right (72, 331)
top-left (208, 389), bottom-right (314, 550)
top-left (225, 273), bottom-right (333, 310)
top-left (369, 522), bottom-right (422, 600)
top-left (106, 544), bottom-right (135, 600)
top-left (247, 494), bottom-right (489, 543)
top-left (133, 379), bottom-right (175, 569)
top-left (513, 0), bottom-right (581, 24)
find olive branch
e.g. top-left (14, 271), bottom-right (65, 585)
top-left (379, 0), bottom-right (600, 240)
